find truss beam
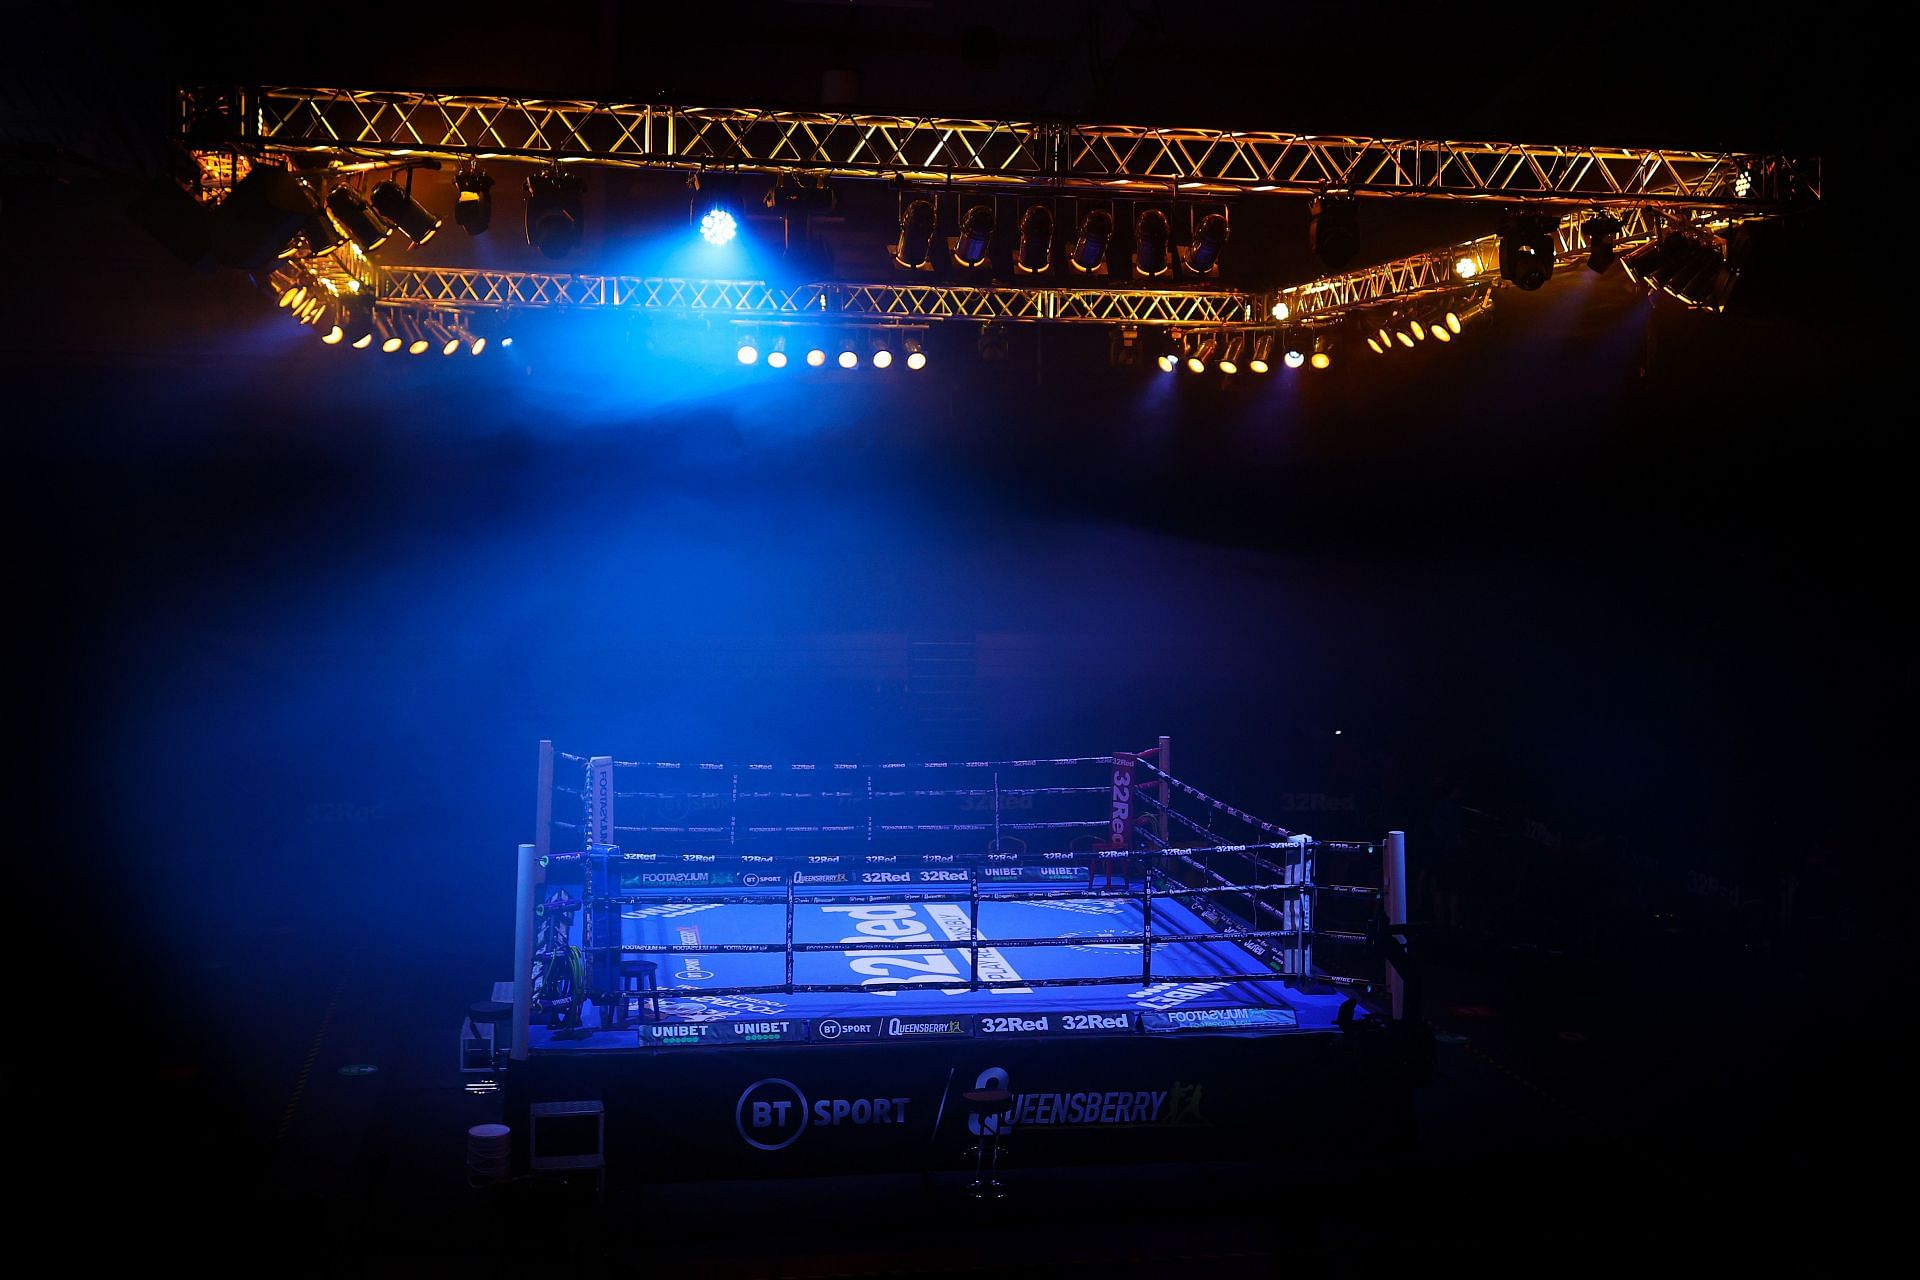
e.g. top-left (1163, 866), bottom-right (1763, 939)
top-left (371, 266), bottom-right (1259, 325)
top-left (189, 86), bottom-right (1817, 208)
top-left (1273, 206), bottom-right (1697, 323)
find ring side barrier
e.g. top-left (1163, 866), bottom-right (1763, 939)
top-left (511, 739), bottom-right (1410, 1059)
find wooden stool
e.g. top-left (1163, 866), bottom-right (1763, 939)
top-left (616, 960), bottom-right (661, 1027)
top-left (961, 1088), bottom-right (1014, 1199)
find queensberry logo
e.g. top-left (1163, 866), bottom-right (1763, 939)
top-left (735, 1078), bottom-right (910, 1151)
top-left (884, 1016), bottom-right (968, 1038)
top-left (794, 871), bottom-right (847, 884)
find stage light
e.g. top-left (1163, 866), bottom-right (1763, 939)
top-left (952, 204), bottom-right (994, 267)
top-left (1310, 351), bottom-right (1331, 369)
top-left (378, 314), bottom-right (402, 353)
top-left (1366, 337), bottom-right (1383, 354)
top-left (807, 347), bottom-right (827, 367)
top-left (1016, 205), bottom-right (1053, 273)
top-left (321, 325), bottom-right (344, 344)
top-left (838, 348), bottom-right (859, 369)
top-left (1133, 209), bottom-right (1171, 277)
top-left (701, 207), bottom-right (738, 246)
top-left (1070, 208), bottom-right (1113, 272)
top-left (1395, 331), bottom-right (1414, 348)
top-left (1623, 233), bottom-right (1737, 312)
top-left (1309, 195), bottom-right (1359, 271)
top-left (1377, 325), bottom-right (1391, 348)
top-left (873, 349), bottom-right (893, 369)
top-left (352, 331), bottom-right (373, 349)
top-left (1455, 255), bottom-right (1481, 279)
top-left (424, 318), bottom-right (460, 355)
top-left (1186, 356), bottom-right (1205, 373)
top-left (526, 171), bottom-right (586, 259)
top-left (1158, 353), bottom-right (1179, 372)
top-left (1409, 319), bottom-right (1427, 341)
top-left (469, 335), bottom-right (487, 355)
top-left (1430, 323), bottom-right (1452, 343)
top-left (370, 179), bottom-right (440, 246)
top-left (737, 337), bottom-right (759, 365)
top-left (455, 166), bottom-right (495, 236)
top-left (1249, 336), bottom-right (1272, 374)
top-left (767, 349), bottom-right (788, 369)
top-left (894, 199), bottom-right (937, 268)
top-left (210, 166), bottom-right (317, 268)
top-left (1250, 358), bottom-right (1270, 373)
top-left (1185, 212), bottom-right (1228, 275)
top-left (1499, 212), bottom-right (1559, 291)
top-left (303, 207), bottom-right (344, 257)
top-left (327, 186), bottom-right (391, 253)
top-left (278, 284), bottom-right (304, 309)
top-left (1272, 301), bottom-right (1290, 321)
top-left (903, 336), bottom-right (926, 370)
top-left (1218, 335), bottom-right (1242, 375)
top-left (1283, 349), bottom-right (1305, 369)
top-left (1582, 213), bottom-right (1622, 273)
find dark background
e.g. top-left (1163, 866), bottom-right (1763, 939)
top-left (2, 2), bottom-right (1901, 1269)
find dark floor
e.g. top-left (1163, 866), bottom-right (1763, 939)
top-left (56, 896), bottom-right (1894, 1273)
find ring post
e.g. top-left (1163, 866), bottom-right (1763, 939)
top-left (1384, 830), bottom-right (1408, 1020)
top-left (1156, 735), bottom-right (1171, 847)
top-left (511, 841), bottom-right (537, 1060)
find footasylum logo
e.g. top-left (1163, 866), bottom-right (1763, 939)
top-left (735, 1077), bottom-right (911, 1151)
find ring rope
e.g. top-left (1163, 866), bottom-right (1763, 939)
top-left (1132, 758), bottom-right (1297, 839)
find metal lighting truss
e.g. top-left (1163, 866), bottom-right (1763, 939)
top-left (1271, 205), bottom-right (1723, 325)
top-left (185, 85), bottom-right (1818, 208)
top-left (371, 266), bottom-right (1259, 326)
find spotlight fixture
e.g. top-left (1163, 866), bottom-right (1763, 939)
top-left (893, 199), bottom-right (938, 269)
top-left (766, 337), bottom-right (788, 369)
top-left (1454, 255), bottom-right (1481, 280)
top-left (327, 186), bottom-right (391, 253)
top-left (806, 347), bottom-right (828, 368)
top-left (1015, 205), bottom-right (1053, 273)
top-left (837, 346), bottom-right (859, 369)
top-left (1582, 213), bottom-right (1623, 273)
top-left (455, 165), bottom-right (495, 236)
top-left (1620, 232), bottom-right (1737, 312)
top-left (1070, 208), bottom-right (1113, 273)
top-left (1366, 335), bottom-right (1385, 355)
top-left (1283, 349), bottom-right (1305, 369)
top-left (1133, 209), bottom-right (1171, 277)
top-left (1183, 212), bottom-right (1229, 276)
top-left (425, 318), bottom-right (460, 355)
top-left (1249, 335), bottom-right (1273, 374)
top-left (404, 315), bottom-right (430, 355)
top-left (1157, 353), bottom-right (1179, 373)
top-left (211, 166), bottom-right (317, 269)
top-left (302, 205), bottom-right (344, 257)
top-left (700, 207), bottom-right (737, 246)
top-left (872, 348), bottom-right (893, 369)
top-left (370, 179), bottom-right (441, 246)
top-left (351, 328), bottom-right (374, 350)
top-left (1309, 195), bottom-right (1359, 271)
top-left (903, 336), bottom-right (927, 370)
top-left (377, 315), bottom-right (403, 353)
top-left (320, 324), bottom-right (344, 345)
top-left (1218, 335), bottom-right (1243, 375)
top-left (951, 204), bottom-right (994, 267)
top-left (977, 323), bottom-right (1009, 361)
top-left (1309, 336), bottom-right (1332, 369)
top-left (526, 170), bottom-right (586, 259)
top-left (1271, 301), bottom-right (1290, 321)
top-left (737, 335), bottom-right (759, 365)
top-left (1499, 212), bottom-right (1560, 291)
top-left (1186, 338), bottom-right (1217, 373)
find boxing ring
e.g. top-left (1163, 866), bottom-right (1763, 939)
top-left (494, 739), bottom-right (1427, 1180)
